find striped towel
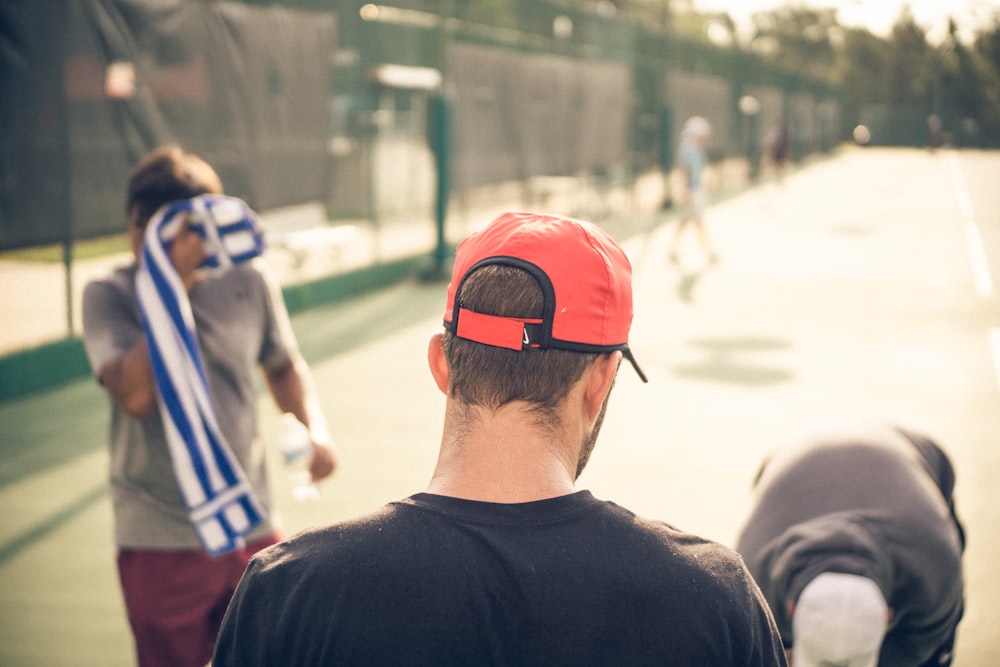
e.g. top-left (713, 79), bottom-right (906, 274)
top-left (135, 194), bottom-right (267, 555)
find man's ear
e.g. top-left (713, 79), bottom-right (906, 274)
top-left (583, 351), bottom-right (621, 421)
top-left (427, 331), bottom-right (450, 395)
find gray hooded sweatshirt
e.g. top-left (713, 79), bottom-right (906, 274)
top-left (736, 420), bottom-right (964, 666)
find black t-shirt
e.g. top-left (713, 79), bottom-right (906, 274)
top-left (215, 491), bottom-right (786, 666)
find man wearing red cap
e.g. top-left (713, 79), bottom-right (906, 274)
top-left (215, 212), bottom-right (786, 666)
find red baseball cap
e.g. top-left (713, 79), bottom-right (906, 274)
top-left (444, 211), bottom-right (647, 382)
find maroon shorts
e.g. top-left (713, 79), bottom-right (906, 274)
top-left (117, 532), bottom-right (281, 667)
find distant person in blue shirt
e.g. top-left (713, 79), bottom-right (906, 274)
top-left (669, 116), bottom-right (716, 265)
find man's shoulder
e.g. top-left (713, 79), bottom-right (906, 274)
top-left (627, 508), bottom-right (737, 553)
top-left (84, 264), bottom-right (136, 292)
top-left (82, 265), bottom-right (140, 322)
top-left (250, 503), bottom-right (407, 567)
top-left (644, 521), bottom-right (754, 584)
top-left (575, 502), bottom-right (754, 592)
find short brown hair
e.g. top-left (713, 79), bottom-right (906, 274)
top-left (442, 264), bottom-right (599, 413)
top-left (125, 145), bottom-right (223, 228)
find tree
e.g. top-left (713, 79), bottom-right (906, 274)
top-left (885, 6), bottom-right (934, 107)
top-left (748, 5), bottom-right (840, 82)
top-left (972, 17), bottom-right (1000, 143)
top-left (835, 27), bottom-right (890, 136)
top-left (975, 16), bottom-right (1000, 75)
top-left (938, 17), bottom-right (1000, 146)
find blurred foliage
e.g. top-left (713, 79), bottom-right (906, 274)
top-left (660, 1), bottom-right (1000, 145)
top-left (564, 0), bottom-right (1000, 144)
top-left (246, 0), bottom-right (1000, 144)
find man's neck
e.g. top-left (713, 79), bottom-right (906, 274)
top-left (425, 401), bottom-right (579, 503)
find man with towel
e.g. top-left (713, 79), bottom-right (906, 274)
top-left (82, 146), bottom-right (336, 667)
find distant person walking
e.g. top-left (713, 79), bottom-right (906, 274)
top-left (765, 118), bottom-right (791, 180)
top-left (81, 146), bottom-right (337, 667)
top-left (736, 419), bottom-right (965, 667)
top-left (668, 116), bottom-right (716, 265)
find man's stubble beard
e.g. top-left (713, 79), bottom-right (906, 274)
top-left (575, 394), bottom-right (610, 480)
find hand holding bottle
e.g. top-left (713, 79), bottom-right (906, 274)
top-left (277, 413), bottom-right (321, 501)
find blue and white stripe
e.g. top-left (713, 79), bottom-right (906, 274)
top-left (135, 194), bottom-right (267, 555)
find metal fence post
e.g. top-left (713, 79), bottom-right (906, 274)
top-left (429, 91), bottom-right (452, 276)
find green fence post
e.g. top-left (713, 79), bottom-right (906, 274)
top-left (660, 106), bottom-right (674, 172)
top-left (428, 91), bottom-right (452, 277)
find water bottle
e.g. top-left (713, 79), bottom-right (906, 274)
top-left (276, 413), bottom-right (320, 501)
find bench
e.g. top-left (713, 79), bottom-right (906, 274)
top-left (261, 202), bottom-right (361, 268)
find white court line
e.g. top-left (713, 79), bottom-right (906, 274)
top-left (964, 222), bottom-right (994, 297)
top-left (952, 154), bottom-right (1000, 390)
top-left (950, 153), bottom-right (993, 297)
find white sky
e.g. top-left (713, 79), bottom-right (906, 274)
top-left (690, 0), bottom-right (1000, 42)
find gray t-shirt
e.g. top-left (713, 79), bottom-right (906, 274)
top-left (82, 258), bottom-right (296, 548)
